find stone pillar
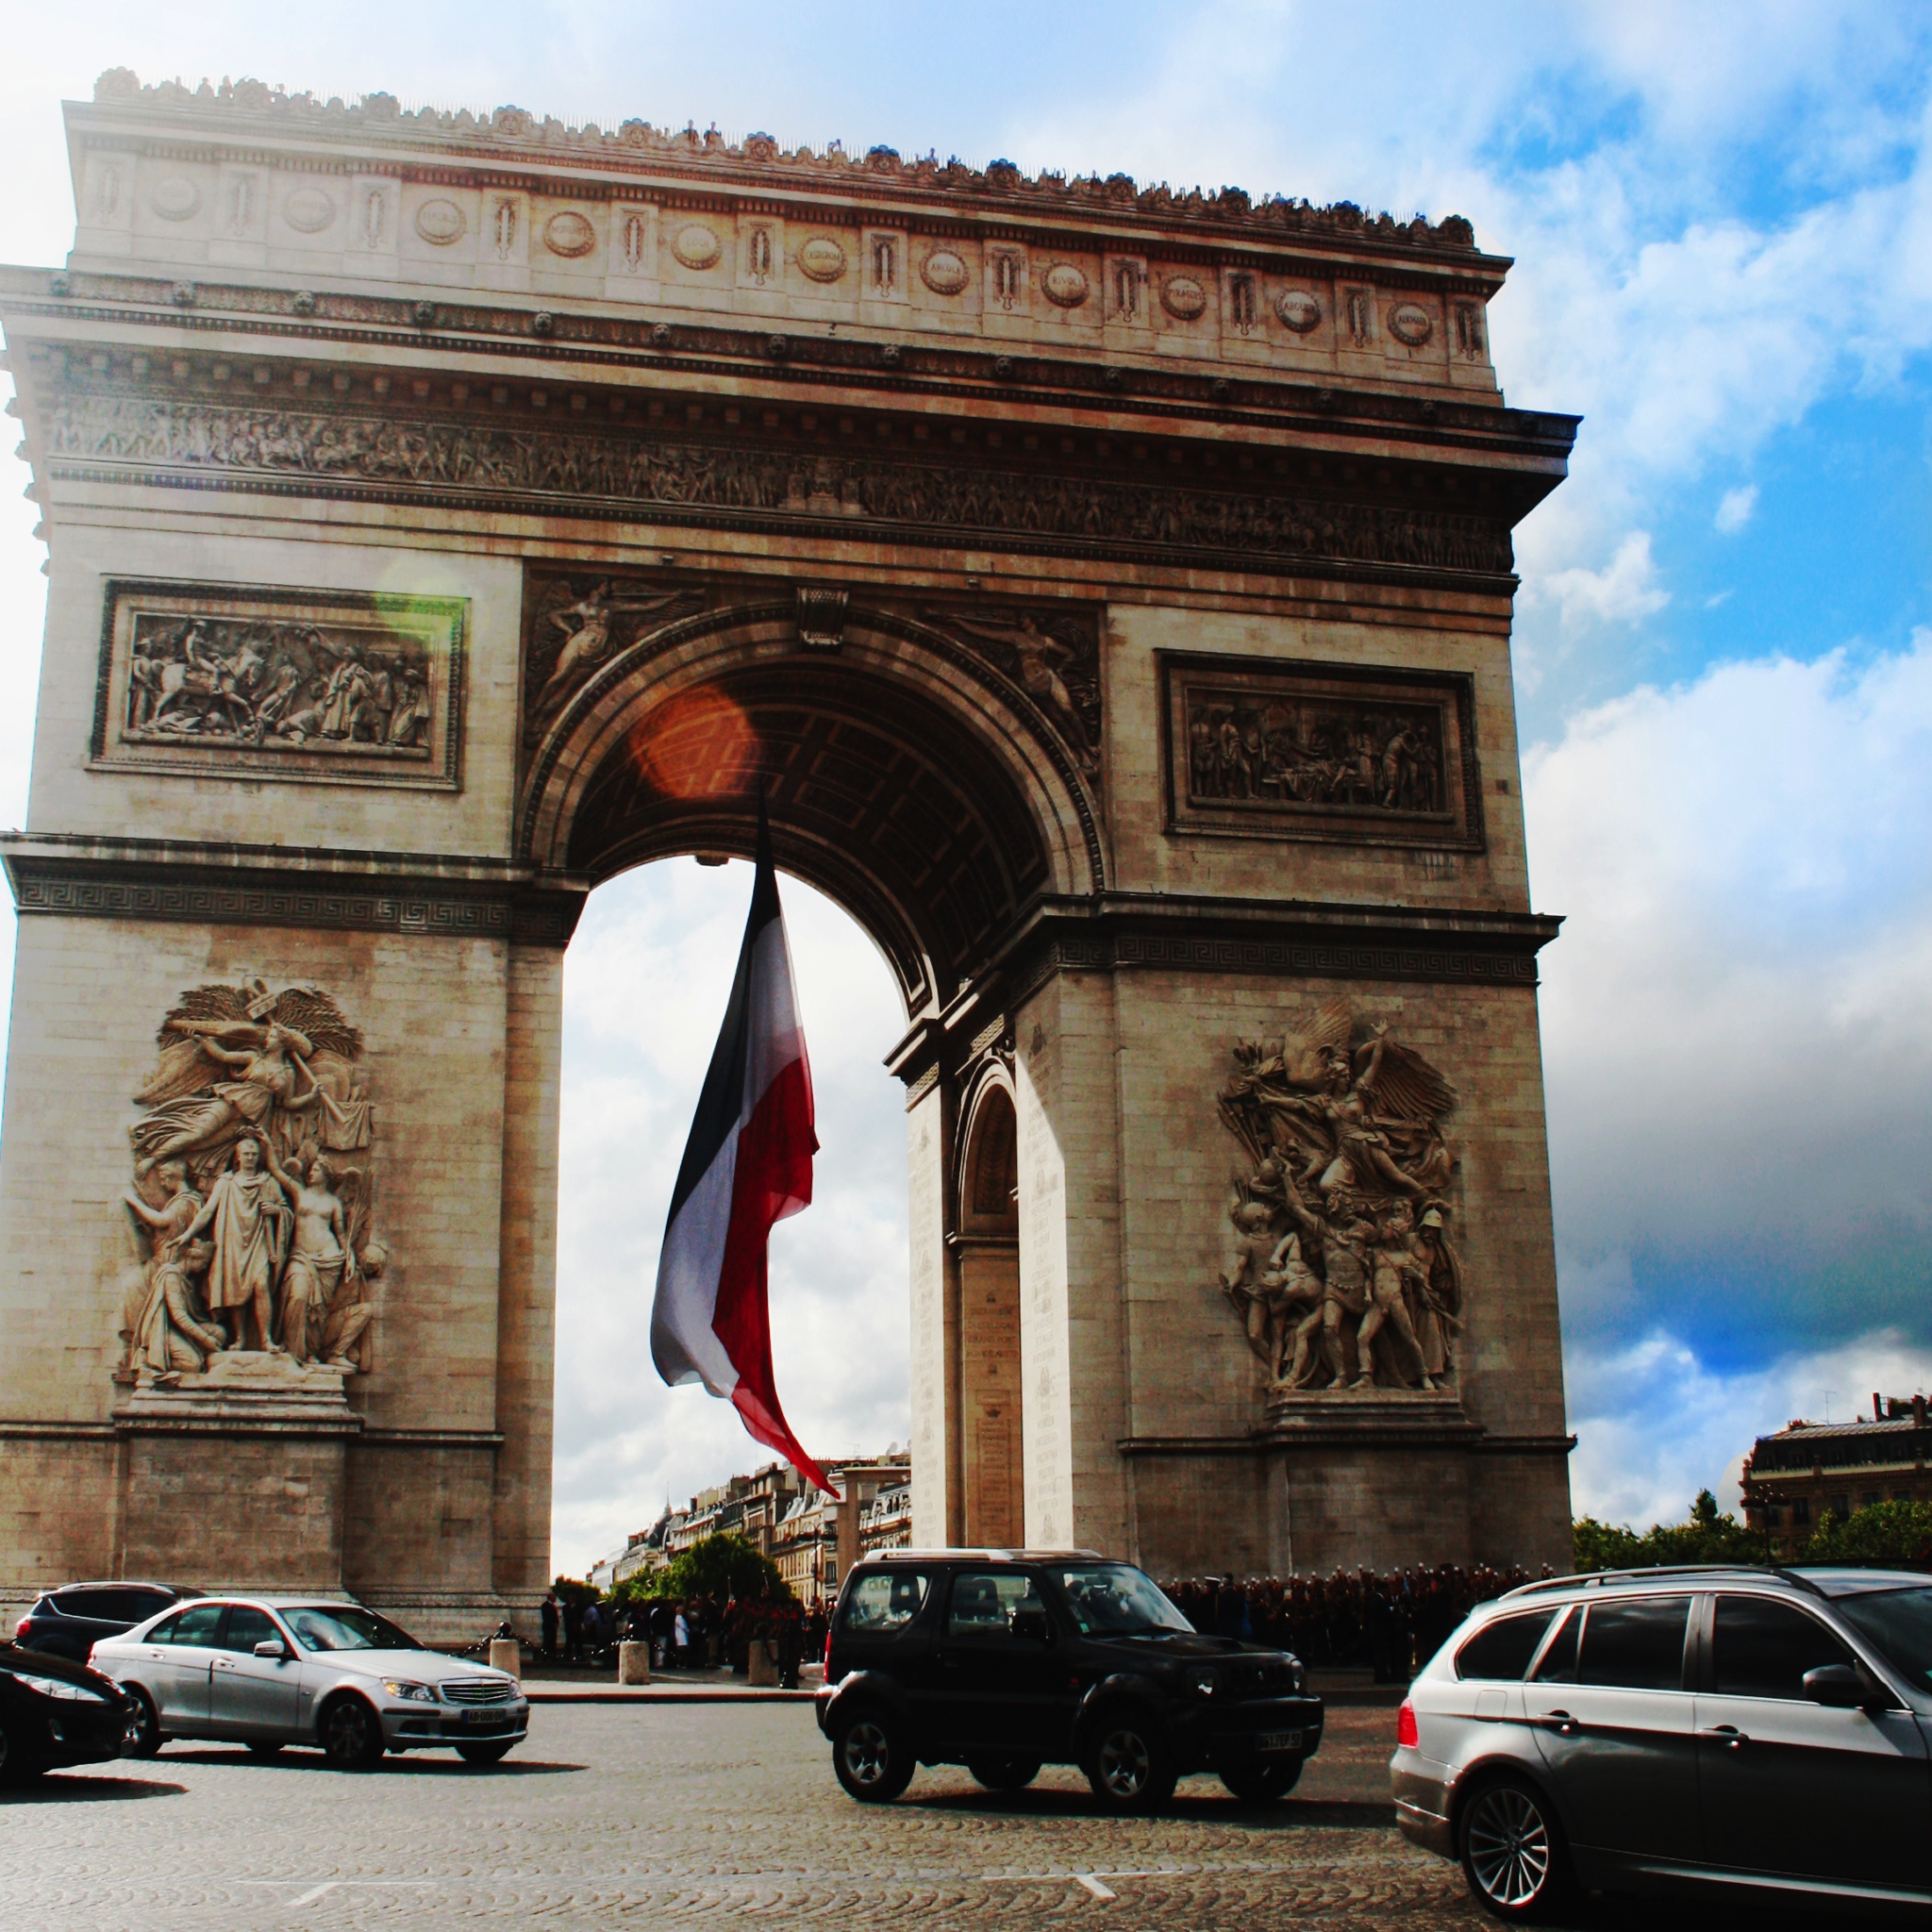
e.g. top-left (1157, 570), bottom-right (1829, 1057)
top-left (617, 1639), bottom-right (650, 1685)
top-left (905, 1084), bottom-right (953, 1547)
top-left (492, 944), bottom-right (564, 1603)
top-left (956, 1238), bottom-right (1024, 1546)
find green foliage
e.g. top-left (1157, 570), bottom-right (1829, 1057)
top-left (1572, 1490), bottom-right (1772, 1572)
top-left (609, 1532), bottom-right (793, 1607)
top-left (1803, 1500), bottom-right (1932, 1566)
top-left (550, 1574), bottom-right (600, 1608)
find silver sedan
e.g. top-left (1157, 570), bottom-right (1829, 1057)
top-left (90, 1596), bottom-right (527, 1770)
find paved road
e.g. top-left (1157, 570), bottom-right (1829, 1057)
top-left (0, 1705), bottom-right (1851, 1930)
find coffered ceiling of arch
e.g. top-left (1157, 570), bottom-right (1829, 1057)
top-left (553, 648), bottom-right (1061, 1015)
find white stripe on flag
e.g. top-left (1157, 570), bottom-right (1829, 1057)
top-left (651, 1136), bottom-right (741, 1397)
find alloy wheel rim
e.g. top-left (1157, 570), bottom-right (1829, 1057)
top-left (843, 1723), bottom-right (888, 1786)
top-left (1098, 1729), bottom-right (1150, 1797)
top-left (1467, 1787), bottom-right (1551, 1907)
top-left (327, 1705), bottom-right (368, 1755)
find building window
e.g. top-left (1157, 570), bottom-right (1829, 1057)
top-left (1827, 1495), bottom-right (1850, 1522)
top-left (1791, 1498), bottom-right (1810, 1525)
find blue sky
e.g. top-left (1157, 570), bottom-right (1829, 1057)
top-left (1, 4), bottom-right (1929, 1568)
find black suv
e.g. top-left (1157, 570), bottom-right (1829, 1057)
top-left (14, 1583), bottom-right (204, 1662)
top-left (815, 1548), bottom-right (1324, 1811)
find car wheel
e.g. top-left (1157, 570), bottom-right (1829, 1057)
top-left (245, 1741), bottom-right (284, 1759)
top-left (831, 1707), bottom-right (914, 1803)
top-left (1219, 1756), bottom-right (1303, 1802)
top-left (1458, 1774), bottom-right (1574, 1923)
top-left (319, 1694), bottom-right (386, 1772)
top-left (456, 1740), bottom-right (515, 1765)
top-left (1083, 1712), bottom-right (1177, 1814)
top-left (123, 1689), bottom-right (163, 1759)
top-left (966, 1756), bottom-right (1041, 1791)
top-left (0, 1720), bottom-right (42, 1786)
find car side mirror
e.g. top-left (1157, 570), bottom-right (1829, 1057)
top-left (253, 1639), bottom-right (290, 1660)
top-left (1803, 1662), bottom-right (1889, 1710)
top-left (1010, 1609), bottom-right (1053, 1645)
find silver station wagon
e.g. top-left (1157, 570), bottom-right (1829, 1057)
top-left (90, 1596), bottom-right (527, 1770)
top-left (1391, 1565), bottom-right (1932, 1920)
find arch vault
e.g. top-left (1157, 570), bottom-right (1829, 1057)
top-left (0, 73), bottom-right (1574, 1635)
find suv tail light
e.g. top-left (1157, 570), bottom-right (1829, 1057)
top-left (823, 1624), bottom-right (833, 1674)
top-left (1396, 1700), bottom-right (1419, 1750)
top-left (14, 1615), bottom-right (31, 1642)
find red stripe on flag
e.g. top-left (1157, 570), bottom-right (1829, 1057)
top-left (710, 1057), bottom-right (837, 1497)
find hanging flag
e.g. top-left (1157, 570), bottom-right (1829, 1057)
top-left (650, 802), bottom-right (838, 1498)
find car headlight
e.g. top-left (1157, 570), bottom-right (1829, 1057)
top-left (1191, 1671), bottom-right (1219, 1700)
top-left (9, 1671), bottom-right (109, 1704)
top-left (381, 1679), bottom-right (439, 1703)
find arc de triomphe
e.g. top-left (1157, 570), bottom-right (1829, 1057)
top-left (0, 73), bottom-right (1574, 1634)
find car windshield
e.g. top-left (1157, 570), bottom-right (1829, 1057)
top-left (1833, 1587), bottom-right (1932, 1692)
top-left (282, 1605), bottom-right (423, 1653)
top-left (1056, 1564), bottom-right (1196, 1637)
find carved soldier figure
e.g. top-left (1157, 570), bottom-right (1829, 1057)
top-left (133, 1240), bottom-right (228, 1385)
top-left (1357, 1198), bottom-right (1436, 1391)
top-left (1279, 1187), bottom-right (1376, 1389)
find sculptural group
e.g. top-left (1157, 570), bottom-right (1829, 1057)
top-left (118, 980), bottom-right (386, 1387)
top-left (1217, 1001), bottom-right (1462, 1394)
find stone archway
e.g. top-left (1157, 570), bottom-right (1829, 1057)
top-left (0, 73), bottom-right (1579, 1637)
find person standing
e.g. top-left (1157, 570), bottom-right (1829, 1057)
top-left (541, 1591), bottom-right (559, 1660)
top-left (563, 1593), bottom-right (583, 1664)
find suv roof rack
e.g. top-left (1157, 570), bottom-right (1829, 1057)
top-left (1501, 1564), bottom-right (1825, 1600)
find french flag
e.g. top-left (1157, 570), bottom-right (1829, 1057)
top-left (650, 806), bottom-right (837, 1498)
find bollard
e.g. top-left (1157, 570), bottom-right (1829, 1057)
top-left (618, 1639), bottom-right (650, 1686)
top-left (489, 1636), bottom-right (522, 1681)
top-left (746, 1638), bottom-right (777, 1688)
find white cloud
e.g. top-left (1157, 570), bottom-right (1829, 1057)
top-left (1529, 629), bottom-right (1932, 1277)
top-left (1714, 484), bottom-right (1758, 533)
top-left (1568, 1326), bottom-right (1932, 1527)
top-left (1531, 529), bottom-right (1672, 629)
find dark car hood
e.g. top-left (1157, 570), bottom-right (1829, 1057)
top-left (1083, 1632), bottom-right (1279, 1662)
top-left (0, 1641), bottom-right (123, 1693)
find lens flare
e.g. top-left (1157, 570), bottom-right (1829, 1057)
top-left (627, 685), bottom-right (759, 800)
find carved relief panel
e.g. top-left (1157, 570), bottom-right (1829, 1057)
top-left (1216, 1001), bottom-right (1462, 1396)
top-left (117, 980), bottom-right (390, 1390)
top-left (92, 582), bottom-right (465, 791)
top-left (1160, 654), bottom-right (1482, 850)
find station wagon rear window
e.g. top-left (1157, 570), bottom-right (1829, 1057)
top-left (1455, 1610), bottom-right (1555, 1681)
top-left (842, 1571), bottom-right (931, 1632)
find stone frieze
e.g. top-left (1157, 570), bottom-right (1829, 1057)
top-left (43, 393), bottom-right (1516, 578)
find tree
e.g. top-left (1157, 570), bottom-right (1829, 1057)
top-left (1803, 1500), bottom-right (1932, 1567)
top-left (1572, 1491), bottom-right (1770, 1571)
top-left (612, 1532), bottom-right (793, 1607)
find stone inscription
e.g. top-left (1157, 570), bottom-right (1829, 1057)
top-left (1216, 1000), bottom-right (1462, 1394)
top-left (94, 582), bottom-right (465, 791)
top-left (46, 394), bottom-right (1515, 576)
top-left (119, 979), bottom-right (389, 1387)
top-left (1163, 656), bottom-right (1481, 848)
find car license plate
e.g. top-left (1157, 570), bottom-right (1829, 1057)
top-left (461, 1709), bottom-right (506, 1725)
top-left (1256, 1729), bottom-right (1301, 1754)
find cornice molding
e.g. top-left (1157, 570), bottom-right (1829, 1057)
top-left (0, 832), bottom-right (589, 947)
top-left (74, 73), bottom-right (1500, 269)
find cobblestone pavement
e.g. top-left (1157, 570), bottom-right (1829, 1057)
top-left (0, 1706), bottom-right (1852, 1931)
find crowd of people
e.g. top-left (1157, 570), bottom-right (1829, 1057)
top-left (1164, 1563), bottom-right (1549, 1682)
top-left (535, 1560), bottom-right (1544, 1690)
top-left (540, 1590), bottom-right (828, 1688)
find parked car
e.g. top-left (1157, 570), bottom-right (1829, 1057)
top-left (1391, 1564), bottom-right (1932, 1920)
top-left (14, 1581), bottom-right (205, 1662)
top-left (91, 1597), bottom-right (528, 1770)
top-left (0, 1641), bottom-right (135, 1782)
top-left (815, 1547), bottom-right (1324, 1811)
